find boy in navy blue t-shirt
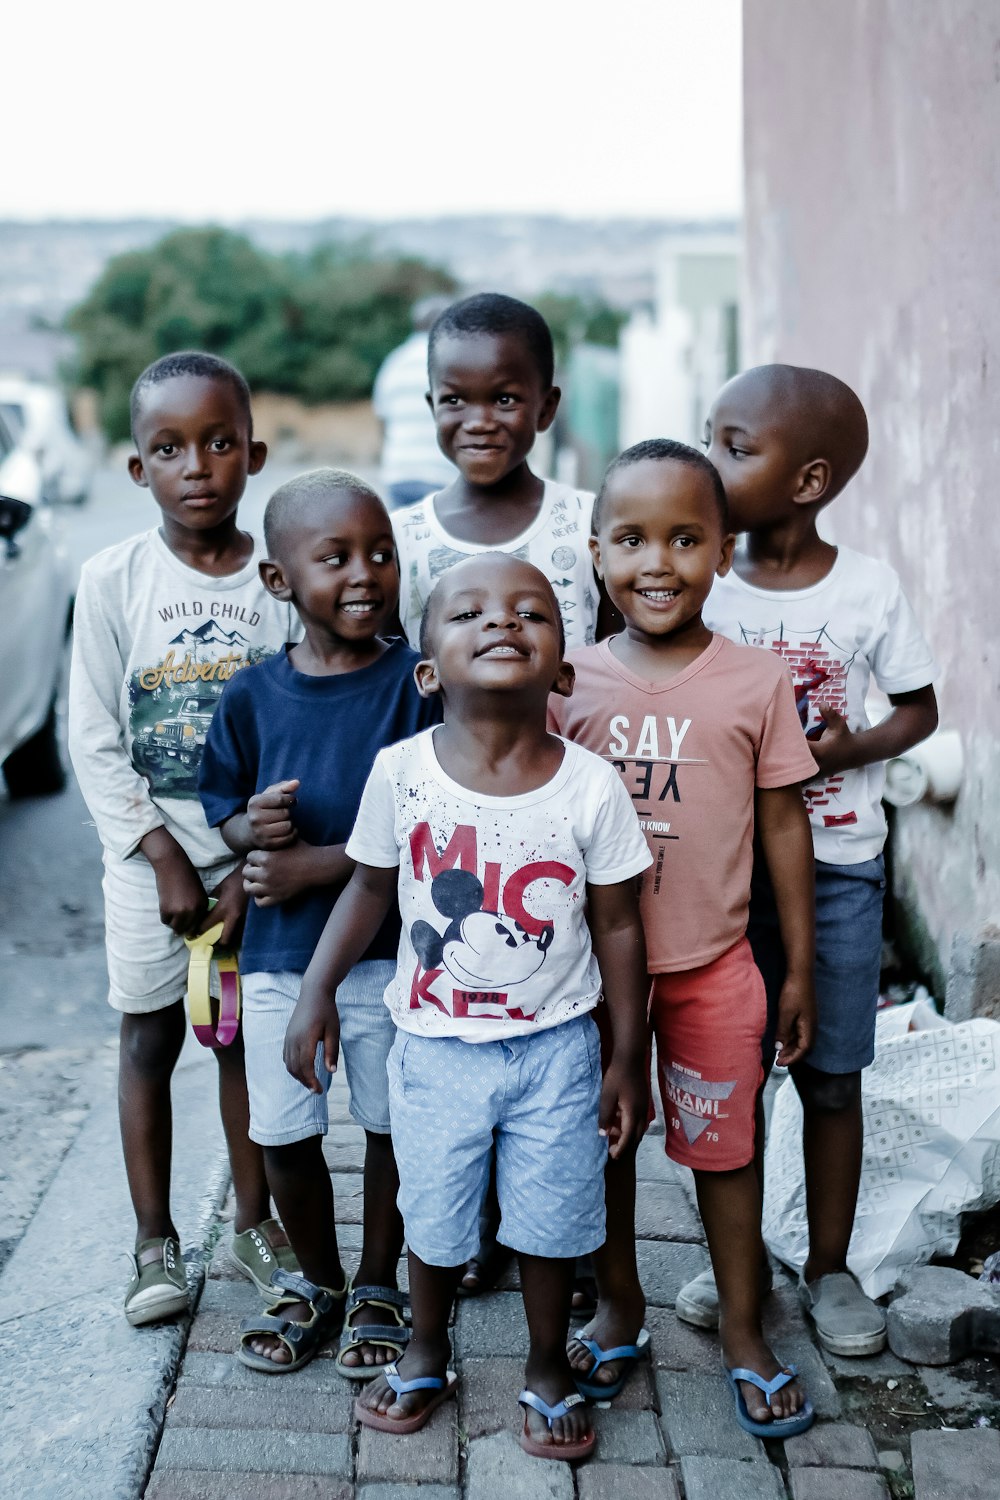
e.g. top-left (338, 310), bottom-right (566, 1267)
top-left (200, 469), bottom-right (440, 1376)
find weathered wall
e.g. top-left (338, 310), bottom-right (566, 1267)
top-left (742, 0), bottom-right (1000, 996)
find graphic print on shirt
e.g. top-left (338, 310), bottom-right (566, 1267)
top-left (603, 712), bottom-right (707, 899)
top-left (660, 1057), bottom-right (737, 1145)
top-left (406, 823), bottom-right (571, 1023)
top-left (733, 618), bottom-right (858, 828)
top-left (128, 611), bottom-right (275, 800)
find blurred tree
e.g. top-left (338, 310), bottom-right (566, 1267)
top-left (67, 228), bottom-right (456, 441)
top-left (534, 292), bottom-right (628, 367)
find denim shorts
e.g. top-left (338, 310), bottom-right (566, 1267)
top-left (388, 1014), bottom-right (607, 1267)
top-left (748, 854), bottom-right (886, 1075)
top-left (242, 960), bottom-right (396, 1145)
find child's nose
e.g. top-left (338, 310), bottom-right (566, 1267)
top-left (182, 445), bottom-right (209, 475)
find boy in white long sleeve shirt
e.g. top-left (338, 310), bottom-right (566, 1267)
top-left (70, 352), bottom-right (297, 1326)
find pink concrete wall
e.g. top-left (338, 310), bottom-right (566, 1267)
top-left (742, 0), bottom-right (1000, 986)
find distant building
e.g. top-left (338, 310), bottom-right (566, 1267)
top-left (618, 230), bottom-right (740, 450)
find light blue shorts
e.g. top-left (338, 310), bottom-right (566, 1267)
top-left (388, 1014), bottom-right (607, 1267)
top-left (242, 960), bottom-right (396, 1145)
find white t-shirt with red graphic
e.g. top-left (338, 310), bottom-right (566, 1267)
top-left (345, 728), bottom-right (652, 1042)
top-left (705, 546), bottom-right (936, 865)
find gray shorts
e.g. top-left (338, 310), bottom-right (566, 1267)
top-left (242, 961), bottom-right (396, 1145)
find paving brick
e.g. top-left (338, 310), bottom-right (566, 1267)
top-left (820, 1347), bottom-right (912, 1380)
top-left (577, 1464), bottom-right (681, 1500)
top-left (789, 1470), bottom-right (888, 1500)
top-left (645, 1306), bottom-right (721, 1374)
top-left (166, 1384), bottom-right (352, 1433)
top-left (178, 1352), bottom-right (350, 1393)
top-left (460, 1357), bottom-right (525, 1438)
top-left (358, 1487), bottom-right (459, 1500)
top-left (155, 1428), bottom-right (350, 1476)
top-left (783, 1423), bottom-right (879, 1469)
top-left (197, 1277), bottom-right (260, 1317)
top-left (322, 1137), bottom-right (367, 1173)
top-left (147, 1475), bottom-right (349, 1500)
top-left (455, 1291), bottom-right (529, 1358)
top-left (635, 1139), bottom-right (687, 1185)
top-left (355, 1398), bottom-right (459, 1484)
top-left (910, 1427), bottom-right (1000, 1500)
top-left (466, 1431), bottom-right (574, 1499)
top-left (592, 1358), bottom-right (657, 1412)
top-left (589, 1408), bottom-right (665, 1465)
top-left (655, 1372), bottom-right (764, 1460)
top-left (635, 1241), bottom-right (710, 1308)
top-left (887, 1267), bottom-right (1000, 1366)
top-left (679, 1456), bottom-right (786, 1499)
top-left (634, 1182), bottom-right (705, 1243)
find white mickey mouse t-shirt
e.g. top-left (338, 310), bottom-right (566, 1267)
top-left (345, 728), bottom-right (651, 1042)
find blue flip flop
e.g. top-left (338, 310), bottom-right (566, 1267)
top-left (519, 1388), bottom-right (595, 1461)
top-left (570, 1326), bottom-right (651, 1401)
top-left (725, 1363), bottom-right (815, 1438)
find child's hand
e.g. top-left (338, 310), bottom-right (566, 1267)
top-left (283, 984), bottom-right (339, 1093)
top-left (774, 974), bottom-right (816, 1068)
top-left (146, 840), bottom-right (209, 935)
top-left (598, 1060), bottom-right (649, 1159)
top-left (809, 704), bottom-right (857, 778)
top-left (243, 843), bottom-right (318, 907)
top-left (247, 780), bottom-right (300, 849)
top-left (203, 865), bottom-right (249, 947)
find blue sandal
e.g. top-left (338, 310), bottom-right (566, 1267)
top-left (354, 1361), bottom-right (458, 1434)
top-left (725, 1363), bottom-right (815, 1438)
top-left (570, 1326), bottom-right (650, 1401)
top-left (519, 1388), bottom-right (595, 1461)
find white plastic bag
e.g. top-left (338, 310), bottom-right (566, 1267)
top-left (762, 1001), bottom-right (1000, 1298)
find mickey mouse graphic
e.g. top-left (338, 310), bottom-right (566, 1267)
top-left (410, 868), bottom-right (554, 991)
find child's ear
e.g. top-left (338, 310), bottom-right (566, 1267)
top-left (248, 440), bottom-right (267, 476)
top-left (536, 385), bottom-right (561, 435)
top-left (716, 532), bottom-right (737, 578)
top-left (551, 660), bottom-right (575, 700)
top-left (127, 453), bottom-right (149, 489)
top-left (259, 559), bottom-right (291, 600)
top-left (588, 533), bottom-right (604, 579)
top-left (414, 658), bottom-right (442, 699)
top-left (793, 457), bottom-right (832, 506)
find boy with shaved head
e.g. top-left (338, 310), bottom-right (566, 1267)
top-left (687, 364), bottom-right (938, 1356)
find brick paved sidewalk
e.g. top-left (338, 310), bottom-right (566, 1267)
top-left (145, 1073), bottom-right (1000, 1500)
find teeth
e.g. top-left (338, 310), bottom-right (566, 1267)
top-left (343, 602), bottom-right (376, 612)
top-left (642, 590), bottom-right (678, 601)
top-left (484, 645), bottom-right (520, 655)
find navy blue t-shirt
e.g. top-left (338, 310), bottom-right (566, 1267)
top-left (199, 640), bottom-right (441, 973)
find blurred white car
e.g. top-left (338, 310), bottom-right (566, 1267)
top-left (0, 406), bottom-right (71, 796)
top-left (0, 376), bottom-right (93, 506)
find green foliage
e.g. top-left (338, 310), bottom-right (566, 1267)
top-left (67, 228), bottom-right (457, 441)
top-left (534, 292), bottom-right (628, 366)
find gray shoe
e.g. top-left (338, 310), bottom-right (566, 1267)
top-left (675, 1263), bottom-right (774, 1330)
top-left (798, 1271), bottom-right (887, 1356)
top-left (124, 1236), bottom-right (189, 1327)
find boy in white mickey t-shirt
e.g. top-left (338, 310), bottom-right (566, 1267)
top-left (287, 554), bottom-right (650, 1462)
top-left (695, 364), bottom-right (938, 1357)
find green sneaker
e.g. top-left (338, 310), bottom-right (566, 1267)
top-left (230, 1217), bottom-right (301, 1296)
top-left (124, 1236), bottom-right (189, 1327)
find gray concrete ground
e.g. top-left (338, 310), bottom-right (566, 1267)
top-left (1, 469), bottom-right (999, 1499)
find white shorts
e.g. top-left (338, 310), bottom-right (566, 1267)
top-left (242, 961), bottom-right (396, 1145)
top-left (102, 848), bottom-right (238, 1014)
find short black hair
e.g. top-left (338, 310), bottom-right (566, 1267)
top-left (428, 293), bottom-right (555, 390)
top-left (418, 554), bottom-right (566, 659)
top-left (130, 351), bottom-right (252, 441)
top-left (594, 438), bottom-right (729, 532)
top-left (263, 467), bottom-right (387, 559)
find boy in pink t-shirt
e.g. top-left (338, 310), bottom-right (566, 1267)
top-left (549, 439), bottom-right (819, 1438)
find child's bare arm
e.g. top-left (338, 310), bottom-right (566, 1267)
top-left (139, 826), bottom-right (210, 936)
top-left (284, 862), bottom-right (397, 1091)
top-left (756, 784), bottom-right (816, 1068)
top-left (220, 779), bottom-right (301, 853)
top-left (810, 685), bottom-right (938, 779)
top-left (243, 843), bottom-right (355, 907)
top-left (586, 877), bottom-right (649, 1158)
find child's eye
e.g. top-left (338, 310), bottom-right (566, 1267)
top-left (371, 549), bottom-right (394, 565)
top-left (674, 536), bottom-right (697, 548)
top-left (619, 535), bottom-right (643, 549)
top-left (157, 443), bottom-right (176, 457)
top-left (323, 554), bottom-right (347, 567)
top-left (210, 438), bottom-right (232, 452)
top-left (496, 394), bottom-right (517, 407)
top-left (451, 608), bottom-right (480, 622)
top-left (517, 608), bottom-right (545, 621)
top-left (729, 446), bottom-right (749, 459)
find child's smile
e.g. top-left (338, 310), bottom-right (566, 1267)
top-left (428, 332), bottom-right (558, 488)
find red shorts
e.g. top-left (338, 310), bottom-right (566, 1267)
top-left (650, 938), bottom-right (765, 1172)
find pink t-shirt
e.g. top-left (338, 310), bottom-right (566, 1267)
top-left (549, 634), bottom-right (818, 973)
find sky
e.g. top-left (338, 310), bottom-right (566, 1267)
top-left (7, 0), bottom-right (741, 222)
